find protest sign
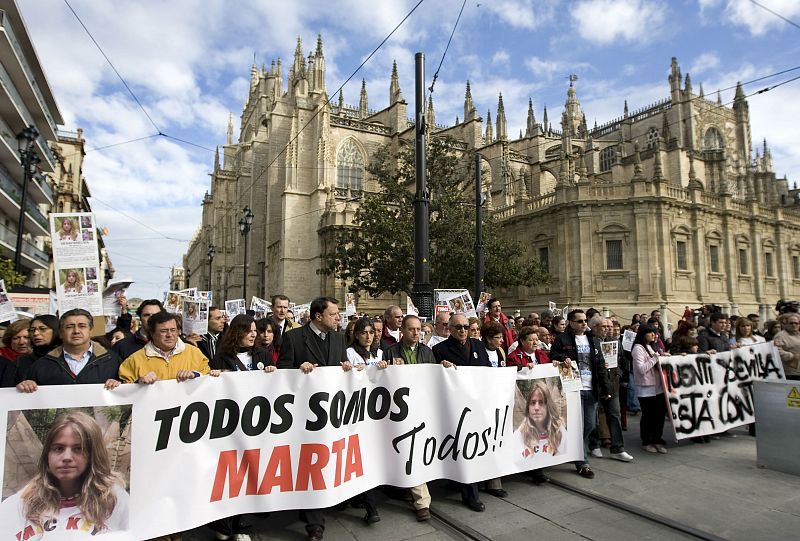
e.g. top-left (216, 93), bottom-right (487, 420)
top-left (601, 341), bottom-right (619, 369)
top-left (435, 289), bottom-right (476, 318)
top-left (622, 329), bottom-right (636, 352)
top-left (405, 296), bottom-right (419, 317)
top-left (0, 280), bottom-right (17, 323)
top-left (475, 292), bottom-right (491, 315)
top-left (103, 278), bottom-right (134, 332)
top-left (0, 365), bottom-right (580, 539)
top-left (50, 213), bottom-right (103, 315)
top-left (345, 293), bottom-right (357, 317)
top-left (225, 299), bottom-right (247, 317)
top-left (164, 291), bottom-right (183, 314)
top-left (660, 341), bottom-right (786, 439)
top-left (557, 359), bottom-right (582, 392)
top-left (250, 296), bottom-right (271, 320)
top-left (182, 297), bottom-right (210, 335)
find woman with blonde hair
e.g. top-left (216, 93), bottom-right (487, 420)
top-left (517, 380), bottom-right (567, 457)
top-left (3, 411), bottom-right (129, 535)
top-left (734, 317), bottom-right (765, 347)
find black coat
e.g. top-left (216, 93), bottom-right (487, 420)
top-left (212, 346), bottom-right (273, 371)
top-left (0, 356), bottom-right (15, 387)
top-left (276, 324), bottom-right (346, 369)
top-left (26, 344), bottom-right (122, 386)
top-left (197, 331), bottom-right (225, 362)
top-left (550, 329), bottom-right (610, 398)
top-left (432, 336), bottom-right (491, 367)
top-left (112, 331), bottom-right (149, 361)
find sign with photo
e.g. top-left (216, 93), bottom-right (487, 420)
top-left (50, 213), bottom-right (103, 315)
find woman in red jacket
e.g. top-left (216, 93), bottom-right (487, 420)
top-left (507, 326), bottom-right (550, 369)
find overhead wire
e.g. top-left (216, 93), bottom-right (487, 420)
top-left (428, 0), bottom-right (468, 95)
top-left (747, 0), bottom-right (800, 32)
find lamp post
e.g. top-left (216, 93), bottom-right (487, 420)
top-left (206, 244), bottom-right (215, 292)
top-left (238, 206), bottom-right (254, 301)
top-left (14, 125), bottom-right (40, 273)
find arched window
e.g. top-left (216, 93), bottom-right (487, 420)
top-left (599, 147), bottom-right (615, 172)
top-left (703, 127), bottom-right (724, 150)
top-left (646, 127), bottom-right (659, 149)
top-left (539, 170), bottom-right (556, 195)
top-left (336, 138), bottom-right (365, 191)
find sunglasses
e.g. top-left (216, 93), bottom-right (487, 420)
top-left (451, 324), bottom-right (470, 331)
top-left (572, 319), bottom-right (587, 324)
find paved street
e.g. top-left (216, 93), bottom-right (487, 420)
top-left (185, 421), bottom-right (800, 541)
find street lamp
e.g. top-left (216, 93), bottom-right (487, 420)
top-left (15, 125), bottom-right (40, 273)
top-left (238, 206), bottom-right (254, 301)
top-left (206, 244), bottom-right (215, 292)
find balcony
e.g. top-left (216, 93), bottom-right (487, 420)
top-left (0, 163), bottom-right (49, 235)
top-left (0, 220), bottom-right (50, 270)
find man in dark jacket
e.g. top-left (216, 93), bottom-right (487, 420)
top-left (432, 313), bottom-right (491, 513)
top-left (276, 296), bottom-right (351, 541)
top-left (112, 299), bottom-right (163, 361)
top-left (16, 308), bottom-right (122, 391)
top-left (380, 305), bottom-right (404, 351)
top-left (550, 309), bottom-right (611, 479)
top-left (697, 312), bottom-right (730, 354)
top-left (385, 315), bottom-right (435, 365)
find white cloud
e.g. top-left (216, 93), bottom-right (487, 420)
top-left (525, 57), bottom-right (594, 82)
top-left (721, 0), bottom-right (800, 36)
top-left (492, 50), bottom-right (511, 66)
top-left (570, 0), bottom-right (667, 44)
top-left (690, 52), bottom-right (721, 75)
top-left (482, 0), bottom-right (542, 30)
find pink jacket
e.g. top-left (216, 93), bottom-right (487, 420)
top-left (632, 343), bottom-right (661, 388)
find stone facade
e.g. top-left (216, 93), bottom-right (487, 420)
top-left (184, 43), bottom-right (799, 321)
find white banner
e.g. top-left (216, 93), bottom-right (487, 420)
top-left (0, 365), bottom-right (580, 539)
top-left (0, 280), bottom-right (17, 323)
top-left (660, 341), bottom-right (786, 440)
top-left (50, 213), bottom-right (102, 315)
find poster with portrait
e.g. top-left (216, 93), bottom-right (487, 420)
top-left (182, 297), bottom-right (209, 336)
top-left (435, 289), bottom-right (477, 318)
top-left (512, 365), bottom-right (583, 468)
top-left (164, 291), bottom-right (183, 314)
top-left (406, 296), bottom-right (419, 317)
top-left (225, 299), bottom-right (246, 318)
top-left (250, 297), bottom-right (271, 320)
top-left (601, 340), bottom-right (619, 369)
top-left (50, 213), bottom-right (103, 315)
top-left (556, 359), bottom-right (582, 392)
top-left (345, 293), bottom-right (357, 317)
top-left (292, 302), bottom-right (311, 323)
top-left (0, 280), bottom-right (16, 323)
top-left (1, 405), bottom-right (132, 538)
top-left (475, 291), bottom-right (491, 315)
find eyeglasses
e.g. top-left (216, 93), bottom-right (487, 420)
top-left (157, 328), bottom-right (179, 335)
top-left (572, 319), bottom-right (587, 324)
top-left (29, 326), bottom-right (50, 333)
top-left (451, 324), bottom-right (470, 331)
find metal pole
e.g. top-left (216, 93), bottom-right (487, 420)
top-left (13, 158), bottom-right (30, 273)
top-left (242, 235), bottom-right (248, 301)
top-left (474, 153), bottom-right (484, 303)
top-left (411, 52), bottom-right (433, 320)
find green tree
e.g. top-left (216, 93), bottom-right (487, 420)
top-left (0, 258), bottom-right (27, 288)
top-left (322, 137), bottom-right (548, 297)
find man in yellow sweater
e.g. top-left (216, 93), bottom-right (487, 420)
top-left (119, 311), bottom-right (219, 384)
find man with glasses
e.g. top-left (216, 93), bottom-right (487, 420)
top-left (113, 299), bottom-right (163, 360)
top-left (433, 314), bottom-right (491, 512)
top-left (774, 313), bottom-right (800, 379)
top-left (550, 309), bottom-right (611, 479)
top-left (426, 311), bottom-right (450, 348)
top-left (118, 311), bottom-right (217, 384)
top-left (16, 309), bottom-right (122, 391)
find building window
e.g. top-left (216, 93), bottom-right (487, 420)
top-left (646, 127), bottom-right (659, 149)
top-left (538, 246), bottom-right (549, 272)
top-left (793, 255), bottom-right (800, 279)
top-left (599, 147), bottom-right (615, 172)
top-left (709, 245), bottom-right (720, 273)
top-left (703, 127), bottom-right (724, 150)
top-left (606, 240), bottom-right (623, 270)
top-left (765, 252), bottom-right (774, 277)
top-left (336, 138), bottom-right (365, 191)
top-left (676, 241), bottom-right (688, 270)
top-left (738, 249), bottom-right (748, 275)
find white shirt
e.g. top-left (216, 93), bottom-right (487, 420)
top-left (487, 349), bottom-right (500, 368)
top-left (64, 344), bottom-right (93, 376)
top-left (427, 335), bottom-right (447, 348)
top-left (346, 347), bottom-right (383, 366)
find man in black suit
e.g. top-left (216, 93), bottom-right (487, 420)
top-left (277, 296), bottom-right (351, 541)
top-left (432, 313), bottom-right (491, 513)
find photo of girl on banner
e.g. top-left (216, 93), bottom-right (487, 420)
top-left (1, 408), bottom-right (131, 537)
top-left (513, 377), bottom-right (568, 458)
top-left (56, 216), bottom-right (79, 242)
top-left (61, 269), bottom-right (85, 295)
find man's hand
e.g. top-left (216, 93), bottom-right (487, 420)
top-left (527, 362), bottom-right (535, 369)
top-left (377, 360), bottom-right (388, 369)
top-left (138, 371), bottom-right (158, 384)
top-left (184, 333), bottom-right (202, 346)
top-left (441, 360), bottom-right (456, 369)
top-left (16, 380), bottom-right (37, 393)
top-left (705, 349), bottom-right (717, 355)
top-left (262, 365), bottom-right (276, 373)
top-left (341, 361), bottom-right (353, 372)
top-left (175, 370), bottom-right (196, 382)
top-left (300, 362), bottom-right (315, 374)
top-left (392, 357), bottom-right (404, 365)
top-left (209, 369), bottom-right (222, 377)
top-left (104, 379), bottom-right (120, 390)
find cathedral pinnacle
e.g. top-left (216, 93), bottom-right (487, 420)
top-left (227, 112), bottom-right (233, 145)
top-left (316, 34), bottom-right (324, 57)
top-left (526, 98), bottom-right (536, 137)
top-left (426, 94), bottom-right (435, 127)
top-left (684, 73), bottom-right (692, 94)
top-left (389, 61), bottom-right (403, 104)
top-left (464, 80), bottom-right (475, 120)
top-left (485, 110), bottom-right (493, 143)
top-left (542, 105), bottom-right (549, 133)
top-left (624, 100), bottom-right (629, 118)
top-left (359, 79), bottom-right (369, 118)
top-left (734, 81), bottom-right (745, 101)
top-left (496, 93), bottom-right (507, 140)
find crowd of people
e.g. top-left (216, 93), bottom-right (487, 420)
top-left (0, 294), bottom-right (798, 541)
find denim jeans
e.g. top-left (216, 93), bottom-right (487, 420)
top-left (588, 394), bottom-right (626, 453)
top-left (576, 390), bottom-right (598, 468)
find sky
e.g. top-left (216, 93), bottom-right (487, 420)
top-left (17, 0), bottom-right (800, 300)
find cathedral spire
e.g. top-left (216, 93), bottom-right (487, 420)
top-left (464, 80), bottom-right (475, 121)
top-left (227, 113), bottom-right (233, 145)
top-left (359, 79), bottom-right (368, 118)
top-left (338, 89), bottom-right (344, 111)
top-left (652, 138), bottom-right (664, 181)
top-left (684, 72), bottom-right (692, 95)
top-left (699, 83), bottom-right (704, 98)
top-left (542, 105), bottom-right (549, 133)
top-left (426, 94), bottom-right (435, 128)
top-left (214, 145), bottom-right (219, 170)
top-left (312, 34), bottom-right (326, 92)
top-left (496, 93), bottom-right (507, 140)
top-left (562, 81), bottom-right (584, 136)
top-left (485, 109), bottom-right (494, 143)
top-left (623, 100), bottom-right (629, 118)
top-left (389, 61), bottom-right (402, 104)
top-left (716, 90), bottom-right (722, 105)
top-left (526, 98), bottom-right (536, 137)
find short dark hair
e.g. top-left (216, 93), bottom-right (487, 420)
top-left (709, 312), bottom-right (729, 323)
top-left (401, 314), bottom-right (420, 329)
top-left (137, 299), bottom-right (163, 317)
top-left (567, 309), bottom-right (585, 322)
top-left (310, 296), bottom-right (339, 320)
top-left (271, 294), bottom-right (290, 305)
top-left (747, 313), bottom-right (759, 320)
top-left (221, 314), bottom-right (255, 357)
top-left (481, 320), bottom-right (504, 340)
top-left (59, 308), bottom-right (94, 330)
top-left (487, 298), bottom-right (501, 310)
top-left (517, 326), bottom-right (538, 342)
top-left (147, 311), bottom-right (178, 335)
